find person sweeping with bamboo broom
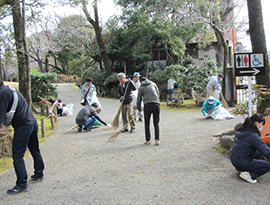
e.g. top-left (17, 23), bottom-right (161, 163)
top-left (116, 72), bottom-right (136, 133)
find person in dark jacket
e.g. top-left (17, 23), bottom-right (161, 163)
top-left (117, 72), bottom-right (136, 133)
top-left (137, 77), bottom-right (160, 145)
top-left (75, 102), bottom-right (111, 132)
top-left (0, 80), bottom-right (44, 195)
top-left (230, 113), bottom-right (270, 183)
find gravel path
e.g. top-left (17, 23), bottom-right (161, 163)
top-left (1, 83), bottom-right (270, 205)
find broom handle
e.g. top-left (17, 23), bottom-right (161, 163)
top-left (120, 113), bottom-right (140, 132)
top-left (120, 80), bottom-right (130, 107)
top-left (109, 113), bottom-right (140, 140)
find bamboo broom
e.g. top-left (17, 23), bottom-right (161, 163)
top-left (109, 113), bottom-right (139, 140)
top-left (112, 81), bottom-right (130, 128)
top-left (64, 124), bottom-right (78, 134)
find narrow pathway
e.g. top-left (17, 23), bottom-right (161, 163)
top-left (0, 83), bottom-right (269, 205)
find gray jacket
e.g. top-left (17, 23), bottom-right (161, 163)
top-left (137, 79), bottom-right (160, 111)
top-left (75, 105), bottom-right (107, 126)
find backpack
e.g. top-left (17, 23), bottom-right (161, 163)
top-left (3, 86), bottom-right (18, 126)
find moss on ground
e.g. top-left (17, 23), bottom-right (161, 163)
top-left (215, 143), bottom-right (230, 154)
top-left (160, 99), bottom-right (201, 112)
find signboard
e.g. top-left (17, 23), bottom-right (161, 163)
top-left (234, 53), bottom-right (265, 76)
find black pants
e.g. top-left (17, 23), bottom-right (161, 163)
top-left (144, 103), bottom-right (160, 141)
top-left (13, 122), bottom-right (44, 187)
top-left (230, 150), bottom-right (270, 179)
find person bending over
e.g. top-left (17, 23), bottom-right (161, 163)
top-left (75, 102), bottom-right (111, 132)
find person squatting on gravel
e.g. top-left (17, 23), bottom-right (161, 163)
top-left (137, 77), bottom-right (160, 146)
top-left (117, 72), bottom-right (136, 133)
top-left (230, 113), bottom-right (270, 184)
top-left (0, 80), bottom-right (45, 195)
top-left (75, 102), bottom-right (111, 132)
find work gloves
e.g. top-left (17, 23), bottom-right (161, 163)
top-left (120, 96), bottom-right (125, 102)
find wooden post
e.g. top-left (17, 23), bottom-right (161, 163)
top-left (54, 108), bottom-right (57, 122)
top-left (41, 119), bottom-right (45, 138)
top-left (50, 115), bottom-right (54, 129)
top-left (46, 105), bottom-right (50, 116)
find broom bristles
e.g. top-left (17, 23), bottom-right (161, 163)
top-left (108, 130), bottom-right (121, 140)
top-left (112, 106), bottom-right (122, 128)
top-left (220, 92), bottom-right (229, 108)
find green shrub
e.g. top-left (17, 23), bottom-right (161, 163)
top-left (31, 72), bottom-right (58, 102)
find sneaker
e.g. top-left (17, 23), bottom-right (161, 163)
top-left (239, 171), bottom-right (257, 184)
top-left (121, 129), bottom-right (129, 133)
top-left (31, 174), bottom-right (44, 181)
top-left (144, 141), bottom-right (151, 145)
top-left (155, 140), bottom-right (160, 146)
top-left (130, 129), bottom-right (135, 133)
top-left (83, 127), bottom-right (91, 131)
top-left (78, 126), bottom-right (82, 132)
top-left (7, 185), bottom-right (28, 195)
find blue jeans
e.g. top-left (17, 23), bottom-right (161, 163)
top-left (13, 122), bottom-right (44, 187)
top-left (168, 89), bottom-right (174, 101)
top-left (76, 117), bottom-right (97, 130)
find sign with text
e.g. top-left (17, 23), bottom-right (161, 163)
top-left (234, 53), bottom-right (265, 76)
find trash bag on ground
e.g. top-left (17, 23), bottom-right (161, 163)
top-left (62, 103), bottom-right (74, 116)
top-left (209, 106), bottom-right (235, 120)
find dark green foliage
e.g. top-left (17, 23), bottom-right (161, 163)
top-left (179, 58), bottom-right (216, 95)
top-left (31, 72), bottom-right (58, 102)
top-left (103, 73), bottom-right (119, 98)
top-left (149, 57), bottom-right (217, 100)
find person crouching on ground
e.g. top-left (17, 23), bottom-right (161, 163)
top-left (137, 77), bottom-right (160, 145)
top-left (75, 102), bottom-right (111, 132)
top-left (201, 96), bottom-right (222, 118)
top-left (230, 113), bottom-right (270, 184)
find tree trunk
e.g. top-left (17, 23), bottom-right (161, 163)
top-left (82, 0), bottom-right (111, 75)
top-left (11, 0), bottom-right (32, 107)
top-left (214, 30), bottom-right (224, 68)
top-left (0, 45), bottom-right (2, 80)
top-left (247, 0), bottom-right (270, 113)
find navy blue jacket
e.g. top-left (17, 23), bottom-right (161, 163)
top-left (230, 126), bottom-right (270, 169)
top-left (0, 84), bottom-right (36, 129)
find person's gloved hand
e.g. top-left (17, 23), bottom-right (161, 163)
top-left (218, 104), bottom-right (222, 108)
top-left (204, 113), bottom-right (209, 117)
top-left (106, 124), bottom-right (112, 128)
top-left (120, 96), bottom-right (125, 102)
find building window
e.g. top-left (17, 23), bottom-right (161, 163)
top-left (152, 50), bottom-right (167, 61)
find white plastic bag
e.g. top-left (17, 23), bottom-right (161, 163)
top-left (62, 103), bottom-right (74, 116)
top-left (209, 106), bottom-right (235, 120)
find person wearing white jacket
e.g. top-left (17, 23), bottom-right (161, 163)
top-left (206, 74), bottom-right (224, 100)
top-left (132, 72), bottom-right (143, 121)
